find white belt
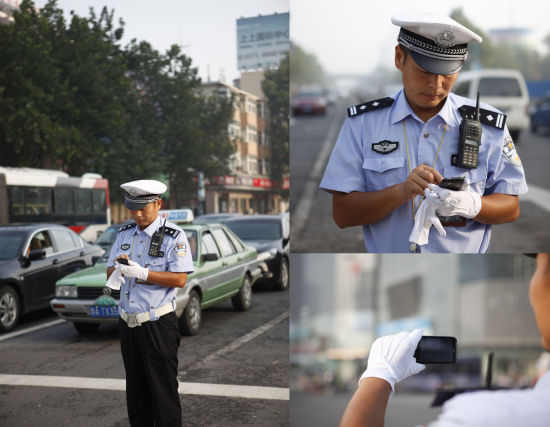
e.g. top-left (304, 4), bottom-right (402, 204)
top-left (120, 302), bottom-right (174, 328)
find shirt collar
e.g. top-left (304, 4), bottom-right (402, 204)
top-left (132, 215), bottom-right (161, 237)
top-left (390, 89), bottom-right (461, 128)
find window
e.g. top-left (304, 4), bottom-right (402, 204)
top-left (92, 189), bottom-right (106, 212)
top-left (202, 232), bottom-right (220, 258)
top-left (54, 188), bottom-right (74, 214)
top-left (25, 188), bottom-right (51, 215)
top-left (69, 230), bottom-right (84, 248)
top-left (225, 229), bottom-right (244, 252)
top-left (479, 78), bottom-right (522, 97)
top-left (51, 229), bottom-right (77, 252)
top-left (185, 230), bottom-right (198, 261)
top-left (75, 189), bottom-right (92, 214)
top-left (212, 228), bottom-right (236, 257)
top-left (8, 186), bottom-right (24, 216)
top-left (29, 231), bottom-right (54, 256)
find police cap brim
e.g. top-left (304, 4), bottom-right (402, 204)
top-left (409, 49), bottom-right (463, 76)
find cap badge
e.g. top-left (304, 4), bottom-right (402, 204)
top-left (436, 30), bottom-right (456, 48)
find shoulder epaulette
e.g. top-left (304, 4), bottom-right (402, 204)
top-left (347, 97), bottom-right (394, 118)
top-left (162, 226), bottom-right (180, 238)
top-left (458, 105), bottom-right (507, 130)
top-left (118, 223), bottom-right (136, 232)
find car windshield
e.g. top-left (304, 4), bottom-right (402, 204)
top-left (479, 77), bottom-right (522, 97)
top-left (226, 220), bottom-right (281, 240)
top-left (0, 232), bottom-right (26, 260)
top-left (95, 226), bottom-right (119, 247)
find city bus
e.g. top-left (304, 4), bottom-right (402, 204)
top-left (0, 167), bottom-right (111, 241)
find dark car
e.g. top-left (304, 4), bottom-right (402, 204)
top-left (530, 97), bottom-right (550, 134)
top-left (291, 91), bottom-right (327, 116)
top-left (225, 214), bottom-right (289, 291)
top-left (0, 224), bottom-right (104, 332)
top-left (193, 213), bottom-right (243, 224)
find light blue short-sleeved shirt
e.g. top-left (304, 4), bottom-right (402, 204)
top-left (107, 215), bottom-right (194, 319)
top-left (320, 90), bottom-right (528, 253)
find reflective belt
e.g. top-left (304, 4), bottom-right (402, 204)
top-left (120, 302), bottom-right (174, 328)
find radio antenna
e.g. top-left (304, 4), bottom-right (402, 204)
top-left (475, 92), bottom-right (480, 121)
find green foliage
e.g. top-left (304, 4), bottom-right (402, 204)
top-left (0, 0), bottom-right (234, 205)
top-left (262, 53), bottom-right (289, 188)
top-left (290, 42), bottom-right (326, 87)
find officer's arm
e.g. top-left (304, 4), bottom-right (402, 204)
top-left (333, 164), bottom-right (442, 227)
top-left (146, 271), bottom-right (188, 288)
top-left (107, 267), bottom-right (115, 279)
top-left (339, 378), bottom-right (391, 427)
top-left (474, 193), bottom-right (519, 224)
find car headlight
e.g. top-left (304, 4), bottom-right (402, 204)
top-left (56, 285), bottom-right (78, 298)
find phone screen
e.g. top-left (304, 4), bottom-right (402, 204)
top-left (414, 336), bottom-right (457, 364)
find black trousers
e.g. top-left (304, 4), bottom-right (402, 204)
top-left (119, 312), bottom-right (182, 427)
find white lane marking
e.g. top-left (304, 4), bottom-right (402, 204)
top-left (0, 319), bottom-right (65, 343)
top-left (291, 108), bottom-right (343, 237)
top-left (521, 183), bottom-right (550, 212)
top-left (0, 374), bottom-right (289, 401)
top-left (201, 311), bottom-right (289, 364)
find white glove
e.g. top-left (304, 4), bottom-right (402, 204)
top-left (409, 188), bottom-right (447, 247)
top-left (428, 183), bottom-right (482, 219)
top-left (106, 266), bottom-right (124, 290)
top-left (117, 259), bottom-right (149, 281)
top-left (359, 329), bottom-right (425, 394)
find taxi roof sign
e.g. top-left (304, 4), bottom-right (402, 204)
top-left (159, 209), bottom-right (194, 224)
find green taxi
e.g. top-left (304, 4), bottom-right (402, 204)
top-left (50, 223), bottom-right (266, 335)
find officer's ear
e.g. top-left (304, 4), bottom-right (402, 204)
top-left (395, 45), bottom-right (405, 71)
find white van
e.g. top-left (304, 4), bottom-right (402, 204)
top-left (452, 69), bottom-right (530, 141)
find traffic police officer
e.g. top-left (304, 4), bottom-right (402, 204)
top-left (339, 254), bottom-right (550, 426)
top-left (320, 11), bottom-right (528, 253)
top-left (107, 179), bottom-right (193, 426)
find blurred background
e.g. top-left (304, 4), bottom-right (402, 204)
top-left (290, 253), bottom-right (549, 427)
top-left (289, 0), bottom-right (550, 252)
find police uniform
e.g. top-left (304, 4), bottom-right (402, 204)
top-left (428, 371), bottom-right (550, 426)
top-left (107, 180), bottom-right (194, 426)
top-left (319, 12), bottom-right (527, 253)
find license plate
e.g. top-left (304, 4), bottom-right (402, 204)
top-left (88, 305), bottom-right (119, 317)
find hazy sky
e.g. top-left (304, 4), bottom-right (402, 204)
top-left (34, 0), bottom-right (289, 83)
top-left (291, 0), bottom-right (550, 75)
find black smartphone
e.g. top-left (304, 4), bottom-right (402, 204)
top-left (414, 336), bottom-right (457, 364)
top-left (439, 177), bottom-right (465, 191)
top-left (117, 258), bottom-right (129, 265)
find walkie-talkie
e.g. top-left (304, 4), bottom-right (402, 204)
top-left (148, 218), bottom-right (166, 257)
top-left (455, 92), bottom-right (482, 169)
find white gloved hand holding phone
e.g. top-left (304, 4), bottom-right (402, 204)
top-left (117, 259), bottom-right (149, 282)
top-left (359, 329), bottom-right (425, 394)
top-left (428, 183), bottom-right (482, 219)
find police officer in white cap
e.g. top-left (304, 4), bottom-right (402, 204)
top-left (320, 11), bottom-right (527, 253)
top-left (107, 179), bottom-right (194, 426)
top-left (339, 254), bottom-right (550, 426)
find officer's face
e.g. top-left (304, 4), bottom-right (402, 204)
top-left (395, 45), bottom-right (458, 119)
top-left (529, 254), bottom-right (550, 351)
top-left (129, 199), bottom-right (162, 230)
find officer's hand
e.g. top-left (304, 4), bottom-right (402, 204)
top-left (428, 184), bottom-right (482, 219)
top-left (403, 165), bottom-right (443, 198)
top-left (359, 329), bottom-right (425, 394)
top-left (117, 254), bottom-right (129, 261)
top-left (117, 259), bottom-right (149, 281)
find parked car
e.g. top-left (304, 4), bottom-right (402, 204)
top-left (225, 214), bottom-right (290, 291)
top-left (530, 97), bottom-right (550, 134)
top-left (50, 223), bottom-right (266, 335)
top-left (452, 69), bottom-right (530, 141)
top-left (93, 221), bottom-right (132, 252)
top-left (0, 224), bottom-right (104, 332)
top-left (193, 213), bottom-right (243, 224)
top-left (291, 90), bottom-right (328, 116)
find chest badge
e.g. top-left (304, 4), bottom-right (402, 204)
top-left (372, 140), bottom-right (398, 154)
top-left (121, 243), bottom-right (130, 250)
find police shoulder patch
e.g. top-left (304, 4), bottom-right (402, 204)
top-left (458, 105), bottom-right (507, 130)
top-left (118, 223), bottom-right (136, 232)
top-left (174, 242), bottom-right (186, 257)
top-left (347, 97), bottom-right (394, 118)
top-left (163, 227), bottom-right (180, 238)
top-left (502, 135), bottom-right (522, 167)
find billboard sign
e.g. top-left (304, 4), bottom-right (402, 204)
top-left (237, 12), bottom-right (289, 71)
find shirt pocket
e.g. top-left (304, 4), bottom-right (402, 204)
top-left (363, 156), bottom-right (405, 191)
top-left (443, 163), bottom-right (488, 194)
top-left (147, 258), bottom-right (167, 272)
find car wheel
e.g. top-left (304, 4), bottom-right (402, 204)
top-left (0, 285), bottom-right (20, 332)
top-left (273, 257), bottom-right (289, 291)
top-left (73, 322), bottom-right (100, 334)
top-left (232, 275), bottom-right (252, 311)
top-left (179, 290), bottom-right (201, 336)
